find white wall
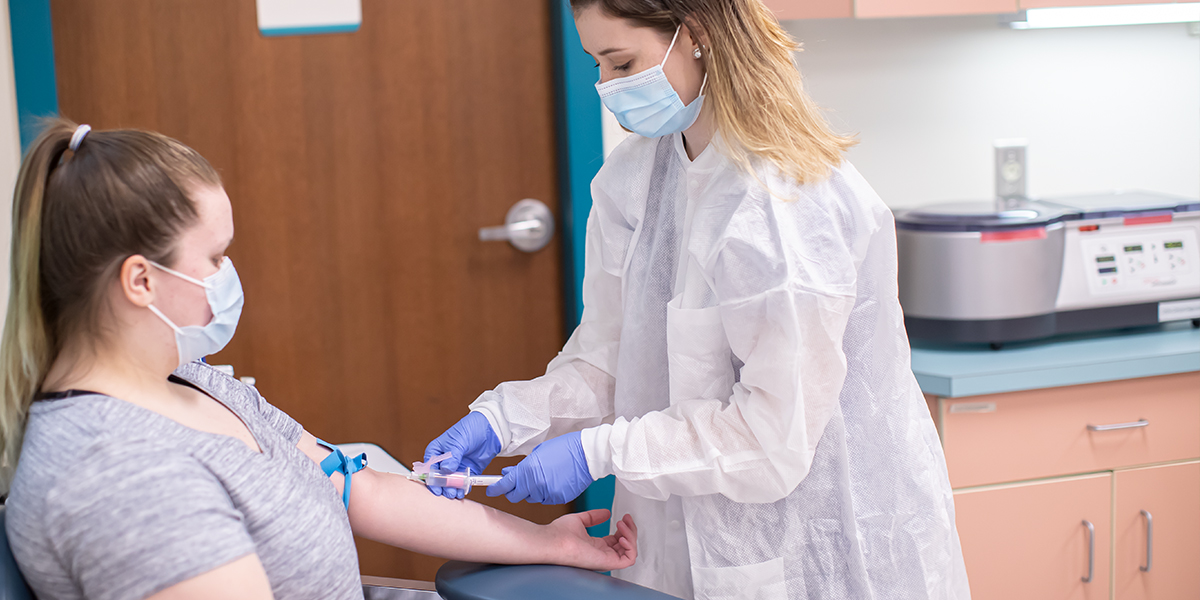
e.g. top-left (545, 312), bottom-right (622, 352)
top-left (602, 16), bottom-right (1200, 210)
top-left (788, 16), bottom-right (1199, 208)
top-left (0, 0), bottom-right (21, 316)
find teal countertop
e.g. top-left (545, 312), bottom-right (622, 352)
top-left (910, 322), bottom-right (1200, 398)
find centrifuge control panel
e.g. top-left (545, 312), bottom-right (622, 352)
top-left (1083, 228), bottom-right (1199, 296)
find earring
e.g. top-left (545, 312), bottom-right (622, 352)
top-left (693, 47), bottom-right (703, 59)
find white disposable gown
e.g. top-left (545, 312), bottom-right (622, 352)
top-left (471, 132), bottom-right (970, 599)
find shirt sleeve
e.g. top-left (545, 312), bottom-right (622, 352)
top-left (470, 203), bottom-right (623, 456)
top-left (245, 385), bottom-right (303, 445)
top-left (44, 443), bottom-right (257, 600)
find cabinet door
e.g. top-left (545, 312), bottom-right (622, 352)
top-left (955, 474), bottom-right (1111, 600)
top-left (763, 0), bottom-right (853, 20)
top-left (855, 0), bottom-right (1017, 18)
top-left (1115, 462), bottom-right (1200, 600)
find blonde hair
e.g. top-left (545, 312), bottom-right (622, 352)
top-left (0, 118), bottom-right (219, 492)
top-left (573, 0), bottom-right (855, 184)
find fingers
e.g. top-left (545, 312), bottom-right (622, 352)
top-left (486, 467), bottom-right (516, 498)
top-left (423, 440), bottom-right (442, 464)
top-left (614, 515), bottom-right (637, 564)
top-left (577, 508), bottom-right (611, 528)
top-left (439, 453), bottom-right (461, 474)
top-left (619, 513), bottom-right (638, 539)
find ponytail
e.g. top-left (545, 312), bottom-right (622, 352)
top-left (0, 118), bottom-right (219, 493)
top-left (0, 122), bottom-right (73, 492)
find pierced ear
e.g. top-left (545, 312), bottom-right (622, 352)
top-left (120, 255), bottom-right (156, 308)
top-left (681, 18), bottom-right (709, 52)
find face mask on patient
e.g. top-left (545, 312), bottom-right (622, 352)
top-left (147, 257), bottom-right (244, 367)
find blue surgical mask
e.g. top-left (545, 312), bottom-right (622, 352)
top-left (148, 257), bottom-right (244, 367)
top-left (595, 25), bottom-right (708, 139)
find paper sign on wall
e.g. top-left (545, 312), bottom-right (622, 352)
top-left (257, 0), bottom-right (361, 37)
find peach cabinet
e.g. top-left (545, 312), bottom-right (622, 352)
top-left (767, 0), bottom-right (1183, 20)
top-left (955, 474), bottom-right (1112, 600)
top-left (855, 0), bottom-right (1018, 18)
top-left (1114, 462), bottom-right (1200, 600)
top-left (762, 0), bottom-right (852, 20)
top-left (927, 370), bottom-right (1200, 599)
top-left (1019, 0), bottom-right (1178, 8)
top-left (936, 372), bottom-right (1200, 488)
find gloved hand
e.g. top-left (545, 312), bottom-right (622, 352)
top-left (487, 431), bottom-right (595, 505)
top-left (424, 411), bottom-right (501, 499)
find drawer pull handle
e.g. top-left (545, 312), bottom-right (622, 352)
top-left (1082, 520), bottom-right (1095, 583)
top-left (1087, 419), bottom-right (1149, 432)
top-left (1140, 509), bottom-right (1153, 572)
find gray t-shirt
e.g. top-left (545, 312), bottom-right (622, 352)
top-left (5, 361), bottom-right (363, 600)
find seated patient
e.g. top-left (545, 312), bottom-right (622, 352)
top-left (0, 120), bottom-right (637, 600)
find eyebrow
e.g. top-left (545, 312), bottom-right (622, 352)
top-left (596, 47), bottom-right (627, 57)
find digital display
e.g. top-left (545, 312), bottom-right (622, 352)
top-left (1123, 244), bottom-right (1143, 253)
top-left (1098, 267), bottom-right (1117, 274)
top-left (1165, 241), bottom-right (1183, 250)
top-left (1096, 256), bottom-right (1115, 263)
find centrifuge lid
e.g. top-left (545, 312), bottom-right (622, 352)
top-left (894, 200), bottom-right (1069, 232)
top-left (1041, 191), bottom-right (1200, 220)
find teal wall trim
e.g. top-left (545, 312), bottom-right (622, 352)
top-left (550, 0), bottom-right (614, 538)
top-left (258, 24), bottom-right (360, 37)
top-left (551, 0), bottom-right (603, 329)
top-left (10, 0), bottom-right (59, 150)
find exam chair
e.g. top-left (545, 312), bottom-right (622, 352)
top-left (0, 505), bottom-right (33, 600)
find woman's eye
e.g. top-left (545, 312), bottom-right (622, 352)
top-left (614, 61), bottom-right (632, 72)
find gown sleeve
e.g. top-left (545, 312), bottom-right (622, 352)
top-left (581, 182), bottom-right (870, 503)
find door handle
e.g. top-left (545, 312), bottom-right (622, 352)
top-left (1140, 509), bottom-right (1153, 572)
top-left (478, 199), bottom-right (555, 253)
top-left (1087, 419), bottom-right (1148, 432)
top-left (1081, 520), bottom-right (1095, 583)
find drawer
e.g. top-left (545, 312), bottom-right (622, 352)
top-left (939, 372), bottom-right (1200, 488)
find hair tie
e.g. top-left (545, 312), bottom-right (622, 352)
top-left (69, 125), bottom-right (91, 152)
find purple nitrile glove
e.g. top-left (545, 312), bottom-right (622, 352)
top-left (487, 431), bottom-right (594, 505)
top-left (423, 412), bottom-right (500, 500)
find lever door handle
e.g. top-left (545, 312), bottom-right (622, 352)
top-left (478, 199), bottom-right (555, 253)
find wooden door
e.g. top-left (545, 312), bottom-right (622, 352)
top-left (1115, 461), bottom-right (1200, 600)
top-left (50, 0), bottom-right (569, 581)
top-left (954, 474), bottom-right (1112, 600)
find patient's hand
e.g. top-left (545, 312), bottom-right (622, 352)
top-left (546, 510), bottom-right (637, 572)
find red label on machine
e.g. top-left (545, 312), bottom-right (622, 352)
top-left (1123, 213), bottom-right (1173, 226)
top-left (981, 228), bottom-right (1047, 243)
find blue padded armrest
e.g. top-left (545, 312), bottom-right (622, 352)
top-left (435, 561), bottom-right (682, 600)
top-left (0, 505), bottom-right (34, 600)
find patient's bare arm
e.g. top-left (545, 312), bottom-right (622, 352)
top-left (297, 431), bottom-right (637, 572)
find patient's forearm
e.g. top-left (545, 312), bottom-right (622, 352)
top-left (347, 468), bottom-right (557, 564)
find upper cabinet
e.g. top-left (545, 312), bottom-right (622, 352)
top-left (855, 0), bottom-right (1016, 18)
top-left (766, 0), bottom-right (1181, 20)
top-left (1018, 0), bottom-right (1168, 8)
top-left (763, 0), bottom-right (852, 20)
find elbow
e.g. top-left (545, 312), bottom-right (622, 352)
top-left (723, 451), bottom-right (814, 504)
